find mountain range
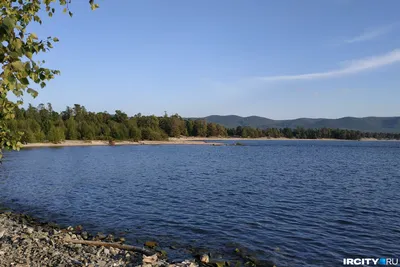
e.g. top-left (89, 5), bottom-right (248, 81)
top-left (200, 115), bottom-right (400, 133)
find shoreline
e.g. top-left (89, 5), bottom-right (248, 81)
top-left (22, 137), bottom-right (399, 148)
top-left (22, 139), bottom-right (224, 148)
top-left (0, 209), bottom-right (198, 267)
top-left (0, 208), bottom-right (261, 267)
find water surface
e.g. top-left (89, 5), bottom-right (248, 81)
top-left (0, 141), bottom-right (399, 267)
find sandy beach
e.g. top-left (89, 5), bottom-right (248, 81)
top-left (22, 137), bottom-right (397, 148)
top-left (22, 139), bottom-right (224, 148)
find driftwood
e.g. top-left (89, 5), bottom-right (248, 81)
top-left (65, 238), bottom-right (154, 256)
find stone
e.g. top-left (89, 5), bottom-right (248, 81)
top-left (74, 225), bottom-right (83, 233)
top-left (0, 211), bottom-right (206, 267)
top-left (96, 233), bottom-right (106, 240)
top-left (143, 254), bottom-right (158, 264)
top-left (96, 248), bottom-right (102, 257)
top-left (0, 228), bottom-right (6, 238)
top-left (109, 247), bottom-right (118, 255)
top-left (106, 234), bottom-right (114, 241)
top-left (144, 241), bottom-right (158, 248)
top-left (81, 231), bottom-right (89, 240)
top-left (200, 254), bottom-right (210, 263)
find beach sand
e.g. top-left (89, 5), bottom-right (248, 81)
top-left (22, 137), bottom-right (396, 148)
top-left (22, 139), bottom-right (224, 148)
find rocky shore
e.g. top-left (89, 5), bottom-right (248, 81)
top-left (0, 211), bottom-right (199, 267)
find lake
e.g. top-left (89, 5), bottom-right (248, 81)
top-left (1, 141), bottom-right (399, 267)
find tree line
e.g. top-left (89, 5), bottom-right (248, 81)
top-left (6, 103), bottom-right (400, 143)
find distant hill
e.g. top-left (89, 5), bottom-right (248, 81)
top-left (199, 115), bottom-right (400, 133)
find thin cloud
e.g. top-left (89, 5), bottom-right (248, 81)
top-left (345, 24), bottom-right (396, 44)
top-left (257, 49), bottom-right (400, 82)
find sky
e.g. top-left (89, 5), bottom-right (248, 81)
top-left (25, 0), bottom-right (400, 119)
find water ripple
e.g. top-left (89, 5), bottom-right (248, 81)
top-left (0, 141), bottom-right (399, 266)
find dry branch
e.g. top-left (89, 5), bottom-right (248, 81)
top-left (65, 238), bottom-right (154, 256)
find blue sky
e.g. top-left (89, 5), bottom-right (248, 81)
top-left (26, 0), bottom-right (400, 119)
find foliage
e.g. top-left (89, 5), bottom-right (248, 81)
top-left (0, 0), bottom-right (97, 159)
top-left (7, 104), bottom-right (400, 145)
top-left (47, 125), bottom-right (64, 143)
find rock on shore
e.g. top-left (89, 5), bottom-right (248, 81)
top-left (0, 211), bottom-right (198, 267)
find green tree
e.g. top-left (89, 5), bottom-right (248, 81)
top-left (65, 117), bottom-right (78, 140)
top-left (127, 119), bottom-right (141, 141)
top-left (185, 120), bottom-right (194, 136)
top-left (129, 125), bottom-right (142, 141)
top-left (207, 123), bottom-right (218, 137)
top-left (99, 123), bottom-right (111, 140)
top-left (235, 126), bottom-right (243, 137)
top-left (35, 131), bottom-right (46, 142)
top-left (80, 121), bottom-right (95, 140)
top-left (47, 126), bottom-right (65, 143)
top-left (21, 128), bottom-right (36, 143)
top-left (113, 110), bottom-right (128, 123)
top-left (193, 120), bottom-right (207, 137)
top-left (141, 127), bottom-right (167, 141)
top-left (282, 128), bottom-right (293, 138)
top-left (0, 0), bottom-right (98, 159)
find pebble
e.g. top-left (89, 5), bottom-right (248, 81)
top-left (200, 254), bottom-right (210, 263)
top-left (81, 231), bottom-right (89, 240)
top-left (0, 212), bottom-right (199, 267)
top-left (0, 228), bottom-right (6, 238)
top-left (96, 233), bottom-right (106, 240)
top-left (143, 254), bottom-right (158, 264)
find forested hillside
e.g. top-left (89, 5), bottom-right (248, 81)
top-left (6, 103), bottom-right (400, 143)
top-left (203, 115), bottom-right (400, 133)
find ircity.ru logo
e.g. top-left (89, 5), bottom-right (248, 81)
top-left (343, 258), bottom-right (399, 265)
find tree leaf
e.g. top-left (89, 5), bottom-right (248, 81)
top-left (6, 75), bottom-right (16, 84)
top-left (91, 3), bottom-right (99, 10)
top-left (11, 61), bottom-right (25, 71)
top-left (2, 17), bottom-right (15, 31)
top-left (27, 88), bottom-right (38, 98)
top-left (19, 77), bottom-right (29, 85)
top-left (13, 39), bottom-right (22, 50)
